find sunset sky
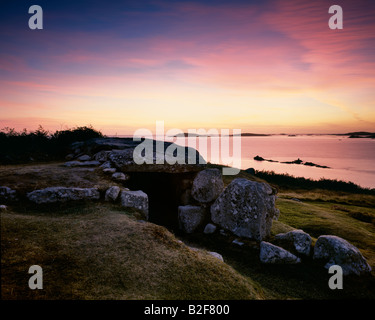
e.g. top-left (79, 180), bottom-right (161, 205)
top-left (1, 0), bottom-right (374, 135)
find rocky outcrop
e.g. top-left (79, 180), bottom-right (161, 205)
top-left (210, 178), bottom-right (279, 241)
top-left (245, 168), bottom-right (255, 175)
top-left (93, 150), bottom-right (111, 162)
top-left (100, 161), bottom-right (112, 169)
top-left (105, 186), bottom-right (121, 202)
top-left (191, 168), bottom-right (224, 203)
top-left (203, 223), bottom-right (217, 234)
top-left (120, 190), bottom-right (149, 218)
top-left (178, 205), bottom-right (206, 233)
top-left (69, 138), bottom-right (138, 155)
top-left (108, 149), bottom-right (135, 168)
top-left (208, 252), bottom-right (224, 262)
top-left (65, 137), bottom-right (206, 174)
top-left (0, 186), bottom-right (18, 202)
top-left (232, 239), bottom-right (245, 246)
top-left (77, 154), bottom-right (91, 161)
top-left (112, 172), bottom-right (129, 182)
top-left (274, 229), bottom-right (312, 256)
top-left (313, 235), bottom-right (372, 275)
top-left (260, 241), bottom-right (301, 264)
top-left (27, 187), bottom-right (100, 204)
top-left (253, 156), bottom-right (330, 168)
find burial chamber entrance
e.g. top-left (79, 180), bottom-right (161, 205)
top-left (126, 171), bottom-right (198, 231)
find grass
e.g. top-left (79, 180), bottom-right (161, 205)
top-left (1, 203), bottom-right (263, 300)
top-left (181, 190), bottom-right (375, 299)
top-left (1, 162), bottom-right (375, 300)
top-left (275, 198), bottom-right (375, 264)
top-left (279, 189), bottom-right (375, 208)
top-left (182, 165), bottom-right (375, 299)
top-left (255, 170), bottom-right (375, 195)
top-left (0, 161), bottom-right (125, 201)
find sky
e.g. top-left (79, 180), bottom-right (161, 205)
top-left (0, 0), bottom-right (374, 135)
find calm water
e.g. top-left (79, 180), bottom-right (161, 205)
top-left (118, 134), bottom-right (375, 189)
top-left (174, 135), bottom-right (375, 189)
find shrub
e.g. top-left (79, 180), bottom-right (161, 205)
top-left (0, 125), bottom-right (104, 164)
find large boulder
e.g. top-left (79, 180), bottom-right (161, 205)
top-left (77, 154), bottom-right (91, 161)
top-left (313, 235), bottom-right (372, 276)
top-left (210, 178), bottom-right (279, 241)
top-left (274, 229), bottom-right (312, 256)
top-left (178, 205), bottom-right (206, 233)
top-left (260, 241), bottom-right (301, 264)
top-left (108, 149), bottom-right (135, 168)
top-left (191, 169), bottom-right (224, 203)
top-left (104, 186), bottom-right (121, 202)
top-left (67, 138), bottom-right (206, 174)
top-left (27, 187), bottom-right (100, 204)
top-left (120, 190), bottom-right (148, 218)
top-left (203, 223), bottom-right (217, 234)
top-left (112, 172), bottom-right (129, 182)
top-left (69, 138), bottom-right (138, 155)
top-left (208, 252), bottom-right (224, 262)
top-left (0, 186), bottom-right (18, 202)
top-left (93, 150), bottom-right (111, 162)
top-left (100, 161), bottom-right (113, 169)
top-left (106, 139), bottom-right (205, 173)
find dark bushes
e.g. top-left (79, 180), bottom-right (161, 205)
top-left (0, 125), bottom-right (103, 164)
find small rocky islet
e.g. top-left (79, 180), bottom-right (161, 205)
top-left (253, 155), bottom-right (330, 168)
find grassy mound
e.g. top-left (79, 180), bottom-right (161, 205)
top-left (1, 162), bottom-right (375, 300)
top-left (0, 162), bottom-right (118, 198)
top-left (1, 203), bottom-right (263, 300)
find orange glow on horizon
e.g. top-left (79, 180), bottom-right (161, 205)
top-left (1, 0), bottom-right (374, 135)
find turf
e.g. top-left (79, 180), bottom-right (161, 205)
top-left (1, 163), bottom-right (375, 300)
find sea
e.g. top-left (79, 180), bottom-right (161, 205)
top-left (235, 135), bottom-right (375, 189)
top-left (115, 134), bottom-right (375, 189)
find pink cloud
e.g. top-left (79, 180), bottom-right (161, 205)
top-left (1, 0), bottom-right (374, 132)
top-left (262, 0), bottom-right (375, 79)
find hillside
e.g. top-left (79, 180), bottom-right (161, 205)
top-left (1, 161), bottom-right (375, 300)
top-left (1, 203), bottom-right (262, 300)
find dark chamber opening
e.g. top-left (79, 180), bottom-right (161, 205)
top-left (126, 171), bottom-right (196, 231)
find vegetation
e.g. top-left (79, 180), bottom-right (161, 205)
top-left (1, 139), bottom-right (375, 300)
top-left (0, 162), bottom-right (263, 300)
top-left (0, 125), bottom-right (103, 164)
top-left (255, 170), bottom-right (375, 195)
top-left (0, 162), bottom-right (116, 198)
top-left (183, 168), bottom-right (375, 299)
top-left (1, 203), bottom-right (262, 300)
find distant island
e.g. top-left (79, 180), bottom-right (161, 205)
top-left (169, 132), bottom-right (271, 137)
top-left (170, 133), bottom-right (205, 137)
top-left (169, 132), bottom-right (375, 138)
top-left (330, 132), bottom-right (375, 139)
top-left (346, 132), bottom-right (375, 139)
top-left (253, 156), bottom-right (330, 168)
top-left (231, 133), bottom-right (271, 137)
